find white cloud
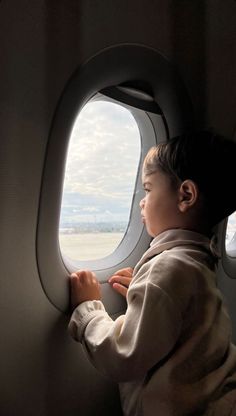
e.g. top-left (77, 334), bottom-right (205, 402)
top-left (62, 100), bottom-right (141, 219)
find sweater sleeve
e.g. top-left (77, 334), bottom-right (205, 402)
top-left (68, 275), bottom-right (182, 382)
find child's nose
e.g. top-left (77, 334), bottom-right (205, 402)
top-left (139, 198), bottom-right (145, 209)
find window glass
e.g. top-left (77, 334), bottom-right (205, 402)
top-left (59, 100), bottom-right (141, 261)
top-left (225, 211), bottom-right (236, 257)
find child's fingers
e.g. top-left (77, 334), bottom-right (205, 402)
top-left (70, 270), bottom-right (97, 284)
top-left (108, 267), bottom-right (133, 286)
top-left (114, 267), bottom-right (133, 277)
top-left (112, 283), bottom-right (128, 298)
top-left (70, 270), bottom-right (101, 308)
top-left (70, 273), bottom-right (81, 287)
top-left (108, 275), bottom-right (131, 287)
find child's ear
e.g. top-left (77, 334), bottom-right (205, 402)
top-left (178, 180), bottom-right (198, 212)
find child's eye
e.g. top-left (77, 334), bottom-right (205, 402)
top-left (144, 188), bottom-right (150, 194)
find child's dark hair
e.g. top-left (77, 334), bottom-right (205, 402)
top-left (143, 130), bottom-right (236, 227)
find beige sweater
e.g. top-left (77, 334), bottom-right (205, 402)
top-left (68, 229), bottom-right (236, 415)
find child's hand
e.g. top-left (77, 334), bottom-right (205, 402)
top-left (70, 270), bottom-right (101, 310)
top-left (108, 267), bottom-right (133, 298)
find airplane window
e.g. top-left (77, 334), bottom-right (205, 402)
top-left (225, 211), bottom-right (236, 258)
top-left (36, 44), bottom-right (192, 309)
top-left (59, 100), bottom-right (141, 261)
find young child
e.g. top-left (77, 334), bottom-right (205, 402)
top-left (68, 130), bottom-right (236, 415)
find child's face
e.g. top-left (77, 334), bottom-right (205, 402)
top-left (140, 169), bottom-right (180, 237)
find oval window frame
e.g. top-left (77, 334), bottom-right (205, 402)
top-left (36, 44), bottom-right (194, 311)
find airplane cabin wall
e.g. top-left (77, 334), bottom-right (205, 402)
top-left (0, 1), bottom-right (236, 415)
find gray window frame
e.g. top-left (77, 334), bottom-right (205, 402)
top-left (36, 44), bottom-right (193, 312)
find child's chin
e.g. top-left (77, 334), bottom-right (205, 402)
top-left (146, 228), bottom-right (155, 238)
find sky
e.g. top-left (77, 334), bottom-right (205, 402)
top-left (60, 100), bottom-right (141, 225)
